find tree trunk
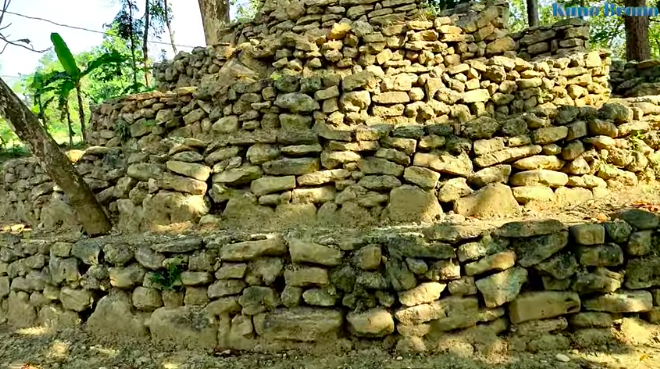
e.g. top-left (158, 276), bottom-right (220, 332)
top-left (197, 0), bottom-right (230, 46)
top-left (65, 100), bottom-right (73, 147)
top-left (142, 0), bottom-right (151, 88)
top-left (624, 0), bottom-right (651, 61)
top-left (0, 77), bottom-right (112, 235)
top-left (36, 95), bottom-right (47, 128)
top-left (128, 1), bottom-right (139, 88)
top-left (526, 0), bottom-right (539, 27)
top-left (164, 0), bottom-right (177, 54)
top-left (75, 85), bottom-right (87, 142)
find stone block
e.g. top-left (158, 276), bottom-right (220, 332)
top-left (475, 267), bottom-right (527, 308)
top-left (583, 291), bottom-right (653, 313)
top-left (509, 292), bottom-right (581, 324)
top-left (253, 308), bottom-right (343, 341)
top-left (570, 224), bottom-right (605, 245)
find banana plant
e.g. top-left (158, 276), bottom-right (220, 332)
top-left (28, 70), bottom-right (61, 129)
top-left (49, 33), bottom-right (124, 142)
top-left (55, 78), bottom-right (76, 147)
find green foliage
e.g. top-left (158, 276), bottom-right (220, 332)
top-left (51, 33), bottom-right (81, 80)
top-left (547, 0), bottom-right (659, 59)
top-left (2, 26), bottom-right (149, 150)
top-left (84, 26), bottom-right (149, 101)
top-left (49, 33), bottom-right (126, 90)
top-left (0, 119), bottom-right (19, 150)
top-left (630, 130), bottom-right (647, 152)
top-left (150, 259), bottom-right (184, 291)
top-left (232, 0), bottom-right (262, 22)
top-left (44, 33), bottom-right (126, 144)
top-left (0, 146), bottom-right (29, 168)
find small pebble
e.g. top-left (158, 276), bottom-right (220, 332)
top-left (556, 353), bottom-right (571, 362)
top-left (396, 356), bottom-right (403, 361)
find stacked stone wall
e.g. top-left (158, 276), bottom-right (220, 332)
top-left (610, 59), bottom-right (660, 97)
top-left (153, 0), bottom-right (517, 92)
top-left (514, 19), bottom-right (590, 60)
top-left (5, 0), bottom-right (660, 349)
top-left (4, 65), bottom-right (657, 233)
top-left (80, 73), bottom-right (649, 234)
top-left (153, 46), bottom-right (235, 92)
top-left (0, 0), bottom-right (646, 235)
top-left (2, 214), bottom-right (660, 353)
top-left (0, 148), bottom-right (127, 231)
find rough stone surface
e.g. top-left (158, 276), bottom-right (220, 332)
top-left (148, 307), bottom-right (218, 350)
top-left (454, 183), bottom-right (520, 218)
top-left (87, 292), bottom-right (149, 339)
top-left (347, 308), bottom-right (395, 337)
top-left (509, 292), bottom-right (581, 324)
top-left (253, 308), bottom-right (343, 341)
top-left (475, 267), bottom-right (528, 308)
top-left (583, 291), bottom-right (653, 313)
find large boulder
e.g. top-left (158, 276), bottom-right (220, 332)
top-left (454, 183), bottom-right (520, 218)
top-left (398, 282), bottom-right (446, 307)
top-left (513, 231), bottom-right (569, 267)
top-left (475, 267), bottom-right (528, 308)
top-left (509, 292), bottom-right (581, 324)
top-left (147, 307), bottom-right (218, 350)
top-left (6, 291), bottom-right (36, 328)
top-left (347, 308), bottom-right (395, 337)
top-left (274, 93), bottom-right (320, 113)
top-left (253, 307), bottom-right (343, 341)
top-left (87, 291), bottom-right (149, 339)
top-left (288, 238), bottom-right (342, 266)
top-left (197, 57), bottom-right (265, 98)
top-left (625, 256), bottom-right (660, 289)
top-left (385, 185), bottom-right (443, 224)
top-left (220, 236), bottom-right (287, 261)
top-left (583, 291), bottom-right (653, 313)
top-left (141, 192), bottom-right (209, 231)
top-left (38, 305), bottom-right (81, 329)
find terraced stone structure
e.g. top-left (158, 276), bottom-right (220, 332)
top-left (3, 0), bottom-right (660, 353)
top-left (2, 213), bottom-right (660, 353)
top-left (2, 0), bottom-right (641, 232)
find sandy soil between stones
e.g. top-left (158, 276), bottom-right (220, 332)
top-left (2, 321), bottom-right (660, 369)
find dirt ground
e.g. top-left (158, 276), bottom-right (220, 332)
top-left (438, 182), bottom-right (660, 231)
top-left (7, 182), bottom-right (660, 239)
top-left (1, 322), bottom-right (660, 369)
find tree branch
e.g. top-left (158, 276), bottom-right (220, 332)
top-left (0, 0), bottom-right (48, 54)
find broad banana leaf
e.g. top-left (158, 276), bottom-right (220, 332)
top-left (56, 79), bottom-right (75, 111)
top-left (81, 50), bottom-right (126, 78)
top-left (43, 71), bottom-right (72, 88)
top-left (50, 33), bottom-right (81, 80)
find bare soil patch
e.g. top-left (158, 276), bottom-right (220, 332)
top-left (2, 322), bottom-right (660, 369)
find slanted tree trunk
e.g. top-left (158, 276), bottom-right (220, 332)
top-left (0, 77), bottom-right (112, 235)
top-left (624, 0), bottom-right (651, 61)
top-left (164, 0), bottom-right (177, 54)
top-left (75, 85), bottom-right (87, 142)
top-left (142, 0), bottom-right (151, 88)
top-left (197, 0), bottom-right (230, 46)
top-left (526, 0), bottom-right (539, 27)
